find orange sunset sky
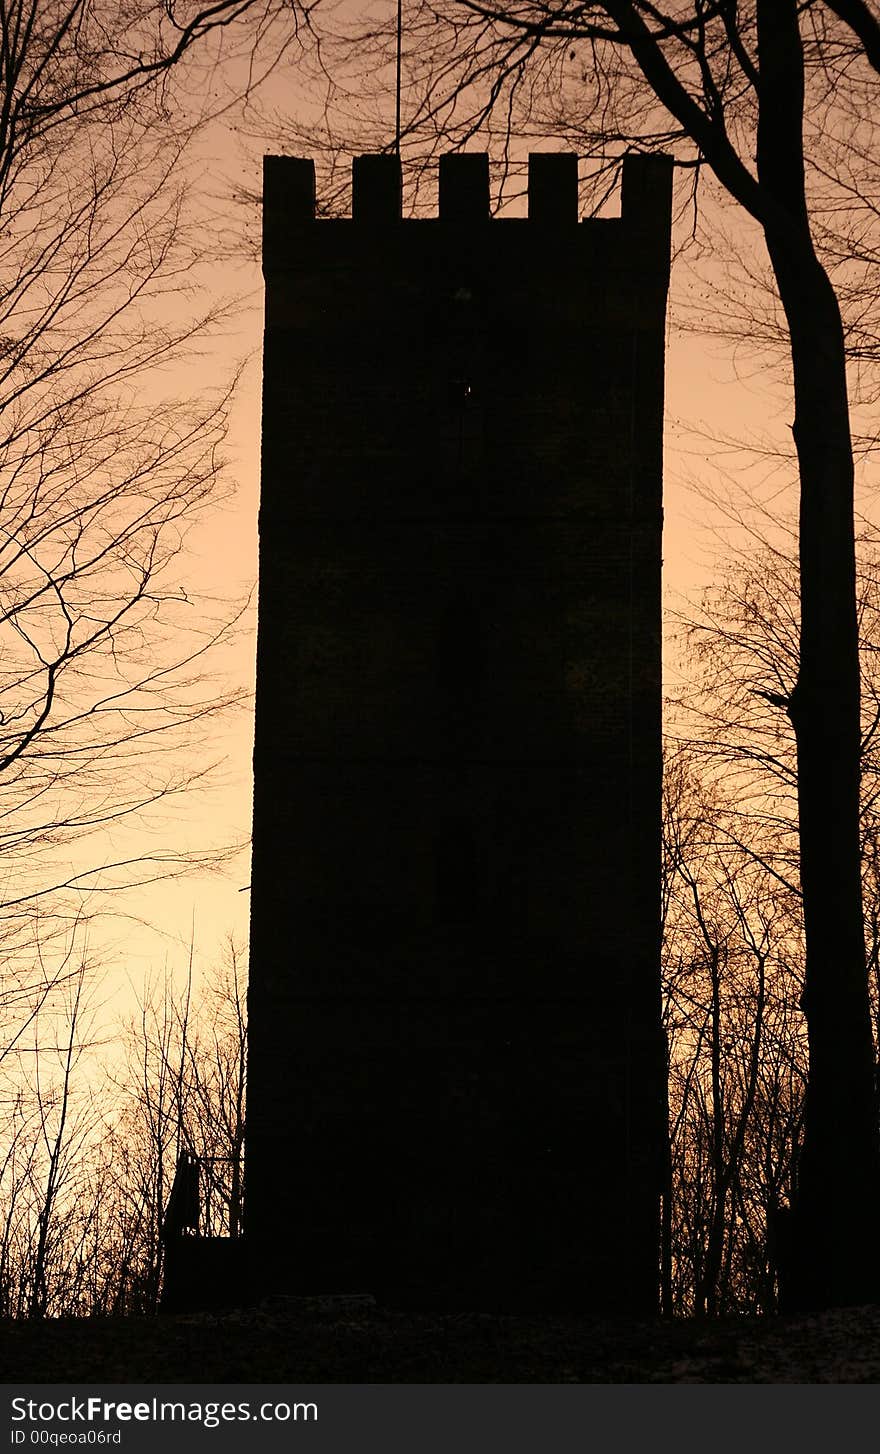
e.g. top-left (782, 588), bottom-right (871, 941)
top-left (93, 43), bottom-right (872, 1029)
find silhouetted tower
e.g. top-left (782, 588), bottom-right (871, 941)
top-left (248, 151), bottom-right (672, 1311)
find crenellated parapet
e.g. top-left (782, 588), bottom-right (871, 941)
top-left (262, 151), bottom-right (672, 288)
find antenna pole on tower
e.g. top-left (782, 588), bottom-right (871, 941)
top-left (395, 0), bottom-right (403, 156)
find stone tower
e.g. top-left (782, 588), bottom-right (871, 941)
top-left (247, 151), bottom-right (672, 1311)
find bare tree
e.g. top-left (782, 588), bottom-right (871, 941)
top-left (179, 938), bottom-right (247, 1240)
top-left (665, 526), bottom-right (880, 1310)
top-left (0, 937), bottom-right (248, 1317)
top-left (80, 942), bottom-right (246, 1316)
top-left (0, 0), bottom-right (317, 1314)
top-left (0, 956), bottom-right (105, 1317)
top-left (0, 0), bottom-right (321, 1060)
top-left (662, 750), bottom-right (807, 1315)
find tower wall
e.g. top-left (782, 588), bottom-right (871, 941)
top-left (247, 152), bottom-right (672, 1310)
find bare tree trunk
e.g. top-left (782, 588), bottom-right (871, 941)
top-left (29, 972), bottom-right (84, 1318)
top-left (777, 258), bottom-right (880, 1305)
top-left (756, 0), bottom-right (880, 1307)
top-left (703, 945), bottom-right (725, 1317)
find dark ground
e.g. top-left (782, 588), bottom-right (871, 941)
top-left (3, 1298), bottom-right (880, 1382)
